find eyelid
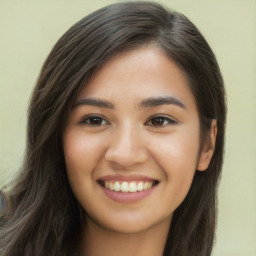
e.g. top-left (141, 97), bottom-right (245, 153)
top-left (145, 114), bottom-right (178, 126)
top-left (79, 114), bottom-right (110, 126)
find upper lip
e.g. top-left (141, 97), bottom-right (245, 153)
top-left (98, 174), bottom-right (158, 182)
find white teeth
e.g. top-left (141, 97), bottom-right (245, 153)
top-left (129, 182), bottom-right (137, 192)
top-left (109, 182), bottom-right (114, 191)
top-left (114, 182), bottom-right (120, 192)
top-left (137, 181), bottom-right (144, 191)
top-left (147, 181), bottom-right (153, 189)
top-left (104, 181), bottom-right (155, 192)
top-left (121, 182), bottom-right (129, 192)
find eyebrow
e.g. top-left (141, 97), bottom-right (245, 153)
top-left (74, 96), bottom-right (186, 110)
top-left (139, 96), bottom-right (186, 109)
top-left (74, 98), bottom-right (115, 109)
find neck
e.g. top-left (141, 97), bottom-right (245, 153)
top-left (79, 216), bottom-right (171, 256)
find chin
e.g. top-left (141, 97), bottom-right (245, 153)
top-left (86, 209), bottom-right (173, 235)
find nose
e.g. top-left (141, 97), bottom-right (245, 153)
top-left (104, 124), bottom-right (148, 167)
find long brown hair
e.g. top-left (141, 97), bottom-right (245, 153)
top-left (0, 2), bottom-right (226, 255)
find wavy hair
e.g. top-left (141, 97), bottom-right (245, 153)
top-left (0, 2), bottom-right (226, 255)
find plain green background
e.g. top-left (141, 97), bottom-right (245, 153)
top-left (0, 0), bottom-right (255, 255)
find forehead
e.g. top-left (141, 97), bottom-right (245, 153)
top-left (76, 46), bottom-right (197, 111)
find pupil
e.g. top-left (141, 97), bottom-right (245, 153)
top-left (153, 118), bottom-right (164, 125)
top-left (91, 117), bottom-right (102, 125)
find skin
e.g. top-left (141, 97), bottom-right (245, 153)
top-left (63, 46), bottom-right (216, 256)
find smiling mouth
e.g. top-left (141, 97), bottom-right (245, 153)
top-left (98, 180), bottom-right (159, 193)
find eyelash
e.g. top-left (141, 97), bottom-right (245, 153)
top-left (145, 115), bottom-right (177, 127)
top-left (80, 115), bottom-right (177, 127)
top-left (80, 115), bottom-right (109, 126)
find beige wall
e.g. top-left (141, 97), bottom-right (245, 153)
top-left (0, 0), bottom-right (255, 255)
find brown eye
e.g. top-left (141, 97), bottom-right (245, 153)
top-left (145, 116), bottom-right (177, 127)
top-left (151, 117), bottom-right (165, 126)
top-left (89, 117), bottom-right (103, 125)
top-left (80, 116), bottom-right (109, 126)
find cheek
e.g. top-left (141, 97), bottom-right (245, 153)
top-left (63, 129), bottom-right (106, 196)
top-left (149, 129), bottom-right (200, 173)
top-left (64, 129), bottom-right (105, 170)
top-left (148, 130), bottom-right (200, 206)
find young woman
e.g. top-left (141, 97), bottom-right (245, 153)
top-left (0, 2), bottom-right (226, 256)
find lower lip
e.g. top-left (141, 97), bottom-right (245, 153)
top-left (102, 186), bottom-right (156, 203)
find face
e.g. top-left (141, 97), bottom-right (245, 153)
top-left (63, 46), bottom-right (212, 234)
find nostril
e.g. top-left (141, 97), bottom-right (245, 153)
top-left (104, 148), bottom-right (148, 167)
